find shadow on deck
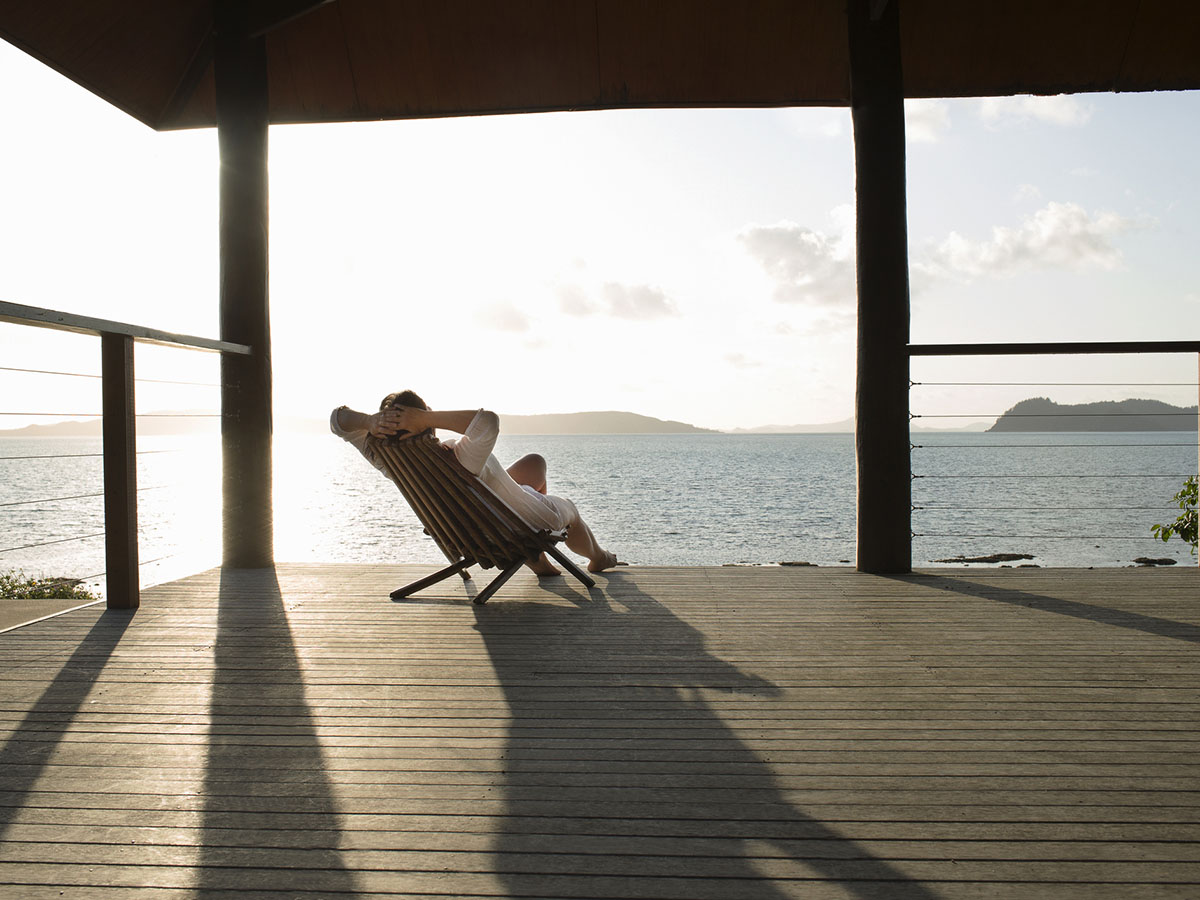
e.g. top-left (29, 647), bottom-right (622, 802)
top-left (0, 564), bottom-right (1196, 898)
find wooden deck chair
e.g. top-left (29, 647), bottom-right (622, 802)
top-left (365, 431), bottom-right (596, 604)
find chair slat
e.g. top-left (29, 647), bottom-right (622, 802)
top-left (410, 438), bottom-right (565, 550)
top-left (368, 444), bottom-right (458, 556)
top-left (406, 440), bottom-right (533, 559)
top-left (374, 441), bottom-right (484, 564)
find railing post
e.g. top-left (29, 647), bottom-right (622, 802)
top-left (101, 332), bottom-right (139, 609)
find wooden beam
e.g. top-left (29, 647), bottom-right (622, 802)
top-left (159, 30), bottom-right (215, 128)
top-left (0, 301), bottom-right (251, 355)
top-left (243, 0), bottom-right (336, 38)
top-left (849, 0), bottom-right (911, 574)
top-left (910, 340), bottom-right (1200, 356)
top-left (101, 334), bottom-right (138, 609)
top-left (215, 15), bottom-right (274, 568)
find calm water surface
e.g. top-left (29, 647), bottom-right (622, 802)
top-left (1, 432), bottom-right (1195, 595)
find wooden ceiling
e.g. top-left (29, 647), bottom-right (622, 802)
top-left (2, 0), bottom-right (1198, 131)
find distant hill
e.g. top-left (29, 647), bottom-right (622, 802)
top-left (499, 411), bottom-right (717, 434)
top-left (0, 410), bottom-right (718, 437)
top-left (989, 397), bottom-right (1199, 432)
top-left (728, 418), bottom-right (855, 434)
top-left (0, 414), bottom-right (218, 438)
top-left (728, 417), bottom-right (990, 434)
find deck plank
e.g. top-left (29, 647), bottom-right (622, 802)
top-left (0, 564), bottom-right (1196, 898)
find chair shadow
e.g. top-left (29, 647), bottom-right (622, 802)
top-left (196, 568), bottom-right (355, 896)
top-left (0, 609), bottom-right (133, 839)
top-left (470, 571), bottom-right (942, 899)
top-left (891, 573), bottom-right (1200, 644)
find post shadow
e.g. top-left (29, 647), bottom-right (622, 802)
top-left (890, 573), bottom-right (1200, 645)
top-left (196, 568), bottom-right (355, 896)
top-left (470, 573), bottom-right (942, 899)
top-left (0, 610), bottom-right (133, 838)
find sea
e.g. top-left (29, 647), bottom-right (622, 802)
top-left (1, 431), bottom-right (1196, 597)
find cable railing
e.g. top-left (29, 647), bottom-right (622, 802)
top-left (908, 341), bottom-right (1199, 568)
top-left (0, 301), bottom-right (250, 608)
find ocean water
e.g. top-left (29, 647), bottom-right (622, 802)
top-left (1, 431), bottom-right (1195, 595)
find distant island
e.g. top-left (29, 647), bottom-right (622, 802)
top-left (499, 411), bottom-right (717, 435)
top-left (989, 397), bottom-right (1199, 432)
top-left (0, 410), bottom-right (718, 437)
top-left (729, 418), bottom-right (990, 434)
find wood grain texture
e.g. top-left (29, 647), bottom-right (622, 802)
top-left (0, 564), bottom-right (1195, 898)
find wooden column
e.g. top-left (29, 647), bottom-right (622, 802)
top-left (215, 7), bottom-right (273, 568)
top-left (848, 0), bottom-right (912, 573)
top-left (101, 333), bottom-right (139, 609)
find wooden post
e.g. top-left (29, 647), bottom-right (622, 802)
top-left (848, 0), bottom-right (912, 574)
top-left (215, 5), bottom-right (273, 568)
top-left (101, 333), bottom-right (139, 609)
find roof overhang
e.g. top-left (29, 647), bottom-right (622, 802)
top-left (3, 1), bottom-right (1198, 132)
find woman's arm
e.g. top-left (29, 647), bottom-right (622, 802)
top-left (333, 405), bottom-right (490, 440)
top-left (332, 406), bottom-right (376, 434)
top-left (383, 407), bottom-right (479, 438)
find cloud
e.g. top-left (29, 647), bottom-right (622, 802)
top-left (601, 283), bottom-right (678, 320)
top-left (738, 221), bottom-right (855, 309)
top-left (724, 352), bottom-right (762, 369)
top-left (905, 99), bottom-right (950, 142)
top-left (1013, 183), bottom-right (1042, 204)
top-left (477, 301), bottom-right (531, 332)
top-left (555, 283), bottom-right (596, 316)
top-left (977, 95), bottom-right (1093, 128)
top-left (916, 201), bottom-right (1136, 280)
top-left (557, 281), bottom-right (680, 320)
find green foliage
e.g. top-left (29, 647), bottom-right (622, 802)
top-left (1151, 475), bottom-right (1199, 555)
top-left (0, 570), bottom-right (99, 602)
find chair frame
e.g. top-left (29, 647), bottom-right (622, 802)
top-left (366, 431), bottom-right (595, 604)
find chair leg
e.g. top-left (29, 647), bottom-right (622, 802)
top-left (545, 545), bottom-right (596, 589)
top-left (391, 557), bottom-right (474, 599)
top-left (433, 539), bottom-right (472, 581)
top-left (472, 559), bottom-right (525, 605)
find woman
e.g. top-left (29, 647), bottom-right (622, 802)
top-left (331, 390), bottom-right (618, 575)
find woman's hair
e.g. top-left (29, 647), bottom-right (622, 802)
top-left (379, 389), bottom-right (428, 411)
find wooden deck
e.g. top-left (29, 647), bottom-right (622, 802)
top-left (0, 564), bottom-right (1197, 899)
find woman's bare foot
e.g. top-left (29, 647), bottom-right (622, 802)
top-left (527, 554), bottom-right (561, 577)
top-left (587, 549), bottom-right (619, 573)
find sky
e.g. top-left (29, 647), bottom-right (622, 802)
top-left (1, 40), bottom-right (1198, 433)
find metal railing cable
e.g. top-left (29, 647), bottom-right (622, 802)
top-left (1, 450), bottom-right (178, 460)
top-left (0, 484), bottom-right (170, 509)
top-left (914, 442), bottom-right (1195, 448)
top-left (0, 364), bottom-right (221, 387)
top-left (29, 553), bottom-right (177, 593)
top-left (914, 412), bottom-right (1197, 419)
top-left (0, 533), bottom-right (107, 554)
top-left (908, 358), bottom-right (1199, 561)
top-left (1, 302), bottom-right (246, 607)
top-left (913, 380), bottom-right (1199, 386)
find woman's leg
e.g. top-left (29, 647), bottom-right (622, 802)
top-left (506, 453), bottom-right (616, 574)
top-left (506, 453), bottom-right (547, 494)
top-left (563, 512), bottom-right (618, 572)
top-left (506, 454), bottom-right (559, 575)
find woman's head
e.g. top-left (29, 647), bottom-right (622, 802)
top-left (379, 389), bottom-right (427, 411)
